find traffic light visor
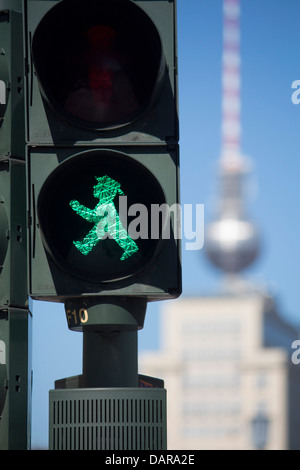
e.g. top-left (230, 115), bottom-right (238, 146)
top-left (31, 0), bottom-right (164, 129)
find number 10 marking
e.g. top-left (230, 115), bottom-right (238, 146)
top-left (66, 308), bottom-right (88, 325)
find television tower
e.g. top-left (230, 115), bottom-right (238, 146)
top-left (205, 0), bottom-right (260, 279)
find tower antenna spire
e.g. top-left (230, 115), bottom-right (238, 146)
top-left (221, 0), bottom-right (242, 164)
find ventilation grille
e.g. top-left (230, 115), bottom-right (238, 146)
top-left (49, 388), bottom-right (166, 450)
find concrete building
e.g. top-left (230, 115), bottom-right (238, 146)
top-left (140, 292), bottom-right (300, 450)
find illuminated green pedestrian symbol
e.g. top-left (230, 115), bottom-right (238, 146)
top-left (70, 175), bottom-right (138, 260)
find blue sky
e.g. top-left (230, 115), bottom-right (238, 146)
top-left (30, 0), bottom-right (300, 449)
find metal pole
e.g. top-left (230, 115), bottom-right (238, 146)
top-left (49, 298), bottom-right (167, 450)
top-left (82, 329), bottom-right (138, 388)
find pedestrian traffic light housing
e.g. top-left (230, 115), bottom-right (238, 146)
top-left (0, 1), bottom-right (31, 450)
top-left (0, 2), bottom-right (27, 309)
top-left (27, 0), bottom-right (178, 144)
top-left (26, 0), bottom-right (181, 303)
top-left (0, 5), bottom-right (25, 159)
top-left (0, 159), bottom-right (27, 309)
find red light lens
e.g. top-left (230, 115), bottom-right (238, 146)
top-left (32, 0), bottom-right (163, 129)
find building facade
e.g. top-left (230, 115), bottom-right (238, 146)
top-left (140, 292), bottom-right (300, 450)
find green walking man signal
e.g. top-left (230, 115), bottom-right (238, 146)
top-left (69, 175), bottom-right (139, 260)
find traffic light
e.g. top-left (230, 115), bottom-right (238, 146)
top-left (0, 0), bottom-right (31, 450)
top-left (25, 0), bottom-right (181, 304)
top-left (0, 0), bottom-right (27, 309)
top-left (0, 5), bottom-right (25, 159)
top-left (0, 159), bottom-right (27, 309)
